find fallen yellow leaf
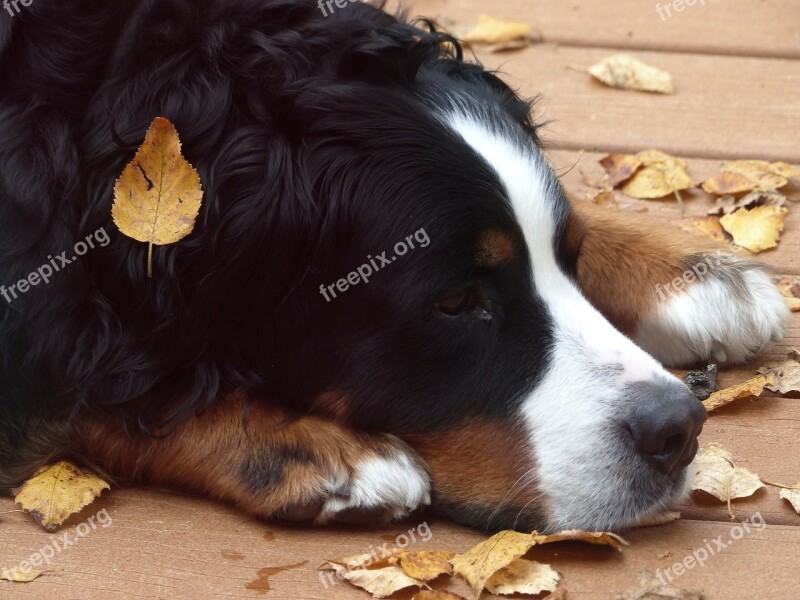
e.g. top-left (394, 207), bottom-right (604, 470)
top-left (320, 561), bottom-right (423, 598)
top-left (15, 461), bottom-right (109, 531)
top-left (112, 117), bottom-right (204, 277)
top-left (449, 530), bottom-right (535, 598)
top-left (397, 551), bottom-right (455, 581)
top-left (587, 54), bottom-right (674, 94)
top-left (707, 190), bottom-right (787, 216)
top-left (702, 374), bottom-right (774, 413)
top-left (613, 570), bottom-right (703, 600)
top-left (702, 160), bottom-right (799, 195)
top-left (676, 216), bottom-right (728, 244)
top-left (484, 559), bottom-right (560, 596)
top-left (533, 529), bottom-right (629, 551)
top-left (621, 150), bottom-right (694, 199)
top-left (692, 443), bottom-right (764, 518)
top-left (719, 205), bottom-right (788, 253)
top-left (587, 186), bottom-right (619, 207)
top-left (453, 15), bottom-right (533, 51)
top-left (758, 351), bottom-right (800, 395)
top-left (0, 566), bottom-right (45, 582)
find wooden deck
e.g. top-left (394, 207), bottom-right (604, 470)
top-left (2, 1), bottom-right (799, 598)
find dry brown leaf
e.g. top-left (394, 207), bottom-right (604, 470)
top-left (484, 559), bottom-right (560, 596)
top-left (676, 217), bottom-right (727, 244)
top-left (112, 117), bottom-right (204, 278)
top-left (397, 551), bottom-right (455, 582)
top-left (0, 567), bottom-right (45, 583)
top-left (707, 190), bottom-right (787, 216)
top-left (621, 151), bottom-right (693, 199)
top-left (533, 529), bottom-right (629, 551)
top-left (412, 591), bottom-right (467, 600)
top-left (702, 374), bottom-right (774, 413)
top-left (702, 160), bottom-right (799, 195)
top-left (587, 186), bottom-right (619, 208)
top-left (320, 561), bottom-right (423, 598)
top-left (453, 16), bottom-right (533, 51)
top-left (719, 205), bottom-right (788, 253)
top-left (758, 352), bottom-right (800, 395)
top-left (613, 570), bottom-right (704, 600)
top-left (587, 54), bottom-right (674, 94)
top-left (599, 153), bottom-right (644, 186)
top-left (692, 444), bottom-right (764, 517)
top-left (449, 530), bottom-right (535, 597)
top-left (15, 461), bottom-right (109, 531)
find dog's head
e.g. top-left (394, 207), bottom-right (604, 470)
top-left (0, 0), bottom-right (705, 531)
top-left (240, 15), bottom-right (707, 531)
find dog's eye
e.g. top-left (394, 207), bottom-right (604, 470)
top-left (435, 287), bottom-right (492, 321)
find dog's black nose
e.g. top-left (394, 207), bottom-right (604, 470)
top-left (625, 381), bottom-right (707, 474)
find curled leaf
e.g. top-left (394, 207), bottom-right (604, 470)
top-left (587, 54), bottom-right (674, 94)
top-left (702, 160), bottom-right (799, 195)
top-left (0, 567), bottom-right (45, 583)
top-left (320, 561), bottom-right (423, 598)
top-left (702, 374), bottom-right (774, 413)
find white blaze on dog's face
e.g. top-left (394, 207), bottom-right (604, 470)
top-left (442, 112), bottom-right (706, 531)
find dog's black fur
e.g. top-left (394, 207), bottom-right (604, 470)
top-left (0, 0), bottom-right (550, 488)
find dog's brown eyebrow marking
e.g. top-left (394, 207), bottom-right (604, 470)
top-left (475, 229), bottom-right (517, 268)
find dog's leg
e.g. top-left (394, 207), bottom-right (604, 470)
top-left (78, 396), bottom-right (431, 524)
top-left (571, 202), bottom-right (790, 367)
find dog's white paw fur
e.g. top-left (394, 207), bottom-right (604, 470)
top-left (635, 253), bottom-right (790, 367)
top-left (315, 452), bottom-right (431, 524)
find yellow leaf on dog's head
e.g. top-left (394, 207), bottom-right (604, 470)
top-left (112, 117), bottom-right (204, 278)
top-left (449, 530), bottom-right (535, 597)
top-left (484, 559), bottom-right (560, 596)
top-left (14, 461), bottom-right (109, 531)
top-left (691, 444), bottom-right (764, 516)
top-left (587, 54), bottom-right (674, 94)
top-left (719, 205), bottom-right (788, 253)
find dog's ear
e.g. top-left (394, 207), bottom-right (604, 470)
top-left (336, 22), bottom-right (461, 86)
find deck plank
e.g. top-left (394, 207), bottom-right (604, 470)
top-left (1, 492), bottom-right (799, 599)
top-left (397, 0), bottom-right (800, 59)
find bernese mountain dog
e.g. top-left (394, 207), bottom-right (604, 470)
top-left (0, 0), bottom-right (790, 532)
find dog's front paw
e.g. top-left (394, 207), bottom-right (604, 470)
top-left (314, 443), bottom-right (432, 525)
top-left (635, 252), bottom-right (791, 367)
